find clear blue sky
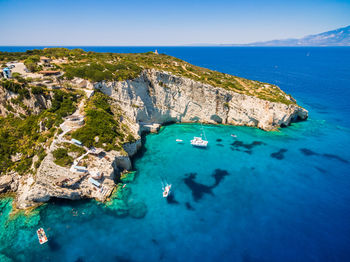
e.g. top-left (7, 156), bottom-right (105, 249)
top-left (0, 0), bottom-right (349, 45)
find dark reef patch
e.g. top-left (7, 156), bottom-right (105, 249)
top-left (129, 202), bottom-right (147, 219)
top-left (48, 238), bottom-right (62, 251)
top-left (300, 148), bottom-right (318, 156)
top-left (151, 239), bottom-right (159, 245)
top-left (271, 149), bottom-right (288, 160)
top-left (183, 173), bottom-right (213, 202)
top-left (166, 194), bottom-right (179, 205)
top-left (231, 140), bottom-right (266, 151)
top-left (212, 169), bottom-right (229, 187)
top-left (323, 154), bottom-right (349, 164)
top-left (300, 148), bottom-right (349, 164)
top-left (185, 202), bottom-right (195, 211)
top-left (183, 169), bottom-right (230, 202)
top-left (114, 255), bottom-right (132, 262)
top-left (315, 166), bottom-right (327, 174)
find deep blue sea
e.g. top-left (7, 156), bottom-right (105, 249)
top-left (1, 47), bottom-right (350, 262)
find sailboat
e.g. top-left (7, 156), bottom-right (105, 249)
top-left (191, 122), bottom-right (208, 148)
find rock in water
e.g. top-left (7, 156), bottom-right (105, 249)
top-left (129, 202), bottom-right (147, 219)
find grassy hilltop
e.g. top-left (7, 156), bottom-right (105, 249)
top-left (0, 48), bottom-right (297, 177)
top-left (0, 48), bottom-right (295, 105)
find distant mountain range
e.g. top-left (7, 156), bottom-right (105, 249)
top-left (243, 25), bottom-right (350, 46)
top-left (193, 25), bottom-right (350, 47)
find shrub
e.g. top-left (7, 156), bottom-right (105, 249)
top-left (31, 86), bottom-right (44, 95)
top-left (52, 148), bottom-right (73, 167)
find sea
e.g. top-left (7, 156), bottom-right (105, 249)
top-left (0, 46), bottom-right (350, 262)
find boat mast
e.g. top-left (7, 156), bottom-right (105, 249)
top-left (200, 121), bottom-right (207, 140)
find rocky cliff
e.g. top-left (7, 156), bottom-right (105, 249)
top-left (96, 69), bottom-right (308, 131)
top-left (1, 63), bottom-right (308, 211)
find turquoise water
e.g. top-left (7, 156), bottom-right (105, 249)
top-left (1, 47), bottom-right (350, 261)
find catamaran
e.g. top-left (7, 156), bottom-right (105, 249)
top-left (37, 228), bottom-right (48, 244)
top-left (191, 123), bottom-right (208, 147)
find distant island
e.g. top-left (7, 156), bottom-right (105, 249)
top-left (193, 25), bottom-right (350, 47)
top-left (0, 48), bottom-right (307, 211)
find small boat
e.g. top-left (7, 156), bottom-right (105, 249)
top-left (176, 139), bottom-right (183, 142)
top-left (191, 122), bottom-right (208, 147)
top-left (163, 184), bottom-right (172, 198)
top-left (37, 228), bottom-right (48, 245)
top-left (231, 134), bottom-right (237, 138)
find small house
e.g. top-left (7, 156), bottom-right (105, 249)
top-left (73, 165), bottom-right (88, 173)
top-left (40, 56), bottom-right (51, 64)
top-left (71, 138), bottom-right (83, 146)
top-left (88, 177), bottom-right (101, 188)
top-left (2, 68), bottom-right (11, 79)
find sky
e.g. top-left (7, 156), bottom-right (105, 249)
top-left (0, 0), bottom-right (349, 46)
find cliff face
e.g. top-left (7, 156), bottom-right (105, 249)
top-left (96, 69), bottom-right (308, 131)
top-left (0, 86), bottom-right (52, 117)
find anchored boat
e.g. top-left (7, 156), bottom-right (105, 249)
top-left (37, 228), bottom-right (48, 245)
top-left (191, 123), bottom-right (208, 147)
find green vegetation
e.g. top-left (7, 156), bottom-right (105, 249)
top-left (24, 55), bottom-right (41, 72)
top-left (72, 91), bottom-right (135, 151)
top-left (52, 148), bottom-right (73, 167)
top-left (63, 61), bottom-right (142, 82)
top-left (0, 80), bottom-right (80, 175)
top-left (61, 142), bottom-right (86, 157)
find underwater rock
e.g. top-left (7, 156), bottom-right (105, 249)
top-left (271, 149), bottom-right (288, 160)
top-left (184, 173), bottom-right (214, 202)
top-left (212, 169), bottom-right (229, 187)
top-left (0, 254), bottom-right (13, 262)
top-left (231, 140), bottom-right (266, 151)
top-left (129, 202), bottom-right (147, 219)
top-left (300, 148), bottom-right (318, 156)
top-left (166, 194), bottom-right (179, 204)
top-left (120, 171), bottom-right (136, 183)
top-left (323, 153), bottom-right (349, 164)
top-left (106, 199), bottom-right (129, 217)
top-left (185, 202), bottom-right (195, 211)
top-left (113, 184), bottom-right (131, 201)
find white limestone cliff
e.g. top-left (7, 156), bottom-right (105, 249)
top-left (96, 69), bottom-right (308, 131)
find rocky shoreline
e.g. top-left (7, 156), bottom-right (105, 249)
top-left (0, 69), bottom-right (308, 211)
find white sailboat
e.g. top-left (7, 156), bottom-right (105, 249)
top-left (191, 122), bottom-right (208, 147)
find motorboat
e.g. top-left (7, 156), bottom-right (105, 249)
top-left (176, 139), bottom-right (183, 142)
top-left (37, 228), bottom-right (48, 245)
top-left (163, 184), bottom-right (172, 198)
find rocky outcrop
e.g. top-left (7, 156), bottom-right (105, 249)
top-left (0, 86), bottom-right (52, 117)
top-left (14, 149), bottom-right (123, 209)
top-left (95, 69), bottom-right (308, 131)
